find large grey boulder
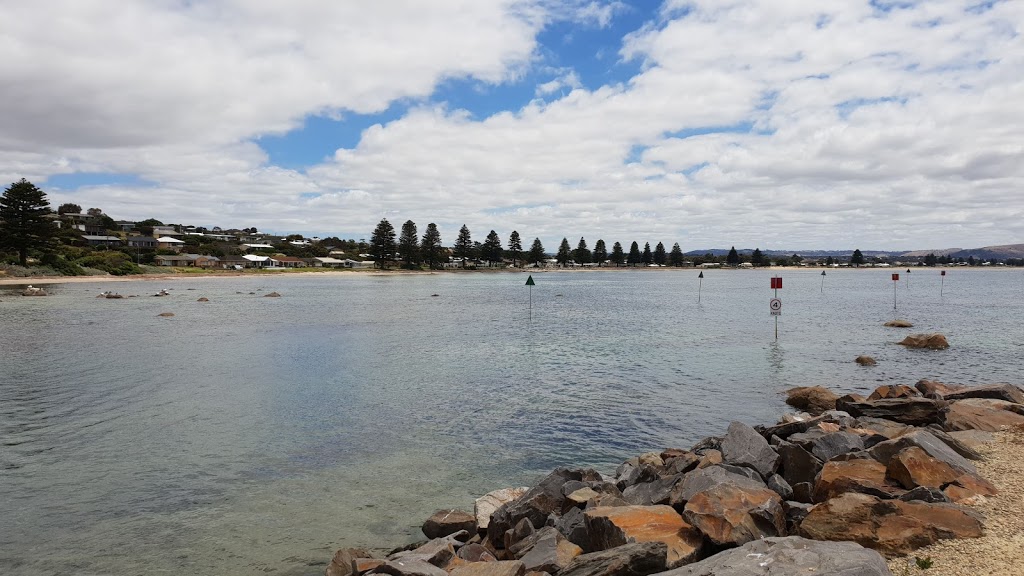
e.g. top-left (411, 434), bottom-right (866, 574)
top-left (720, 421), bottom-right (780, 478)
top-left (868, 429), bottom-right (977, 475)
top-left (668, 466), bottom-right (765, 508)
top-left (774, 440), bottom-right (823, 489)
top-left (476, 487), bottom-right (529, 532)
top-left (559, 541), bottom-right (668, 576)
top-left (509, 526), bottom-right (582, 573)
top-left (654, 536), bottom-right (892, 576)
top-left (807, 431), bottom-right (865, 462)
top-left (622, 475), bottom-right (682, 506)
top-left (423, 509), bottom-right (476, 539)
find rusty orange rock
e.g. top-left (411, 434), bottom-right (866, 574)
top-left (584, 505), bottom-right (702, 568)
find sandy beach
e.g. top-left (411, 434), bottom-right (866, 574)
top-left (887, 427), bottom-right (1024, 576)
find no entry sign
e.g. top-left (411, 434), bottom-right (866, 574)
top-left (770, 277), bottom-right (782, 289)
top-left (892, 273), bottom-right (900, 281)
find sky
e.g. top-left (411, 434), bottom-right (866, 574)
top-left (1, 0), bottom-right (1022, 251)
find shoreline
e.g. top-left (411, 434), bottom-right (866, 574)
top-left (0, 264), bottom-right (1014, 286)
top-left (323, 381), bottom-right (1024, 576)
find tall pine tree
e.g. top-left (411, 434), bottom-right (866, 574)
top-left (669, 243), bottom-right (684, 266)
top-left (592, 239), bottom-right (607, 266)
top-left (528, 238), bottom-right (545, 265)
top-left (573, 237), bottom-right (590, 265)
top-left (507, 230), bottom-right (523, 267)
top-left (556, 238), bottom-right (572, 266)
top-left (726, 246), bottom-right (740, 266)
top-left (627, 241), bottom-right (641, 266)
top-left (398, 220), bottom-right (419, 267)
top-left (482, 230), bottom-right (503, 265)
top-left (421, 223), bottom-right (443, 269)
top-left (641, 242), bottom-right (653, 265)
top-left (454, 225), bottom-right (473, 267)
top-left (0, 179), bottom-right (56, 266)
top-left (369, 218), bottom-right (396, 269)
top-left (611, 242), bottom-right (625, 266)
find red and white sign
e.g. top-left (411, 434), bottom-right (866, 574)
top-left (771, 277), bottom-right (782, 289)
top-left (892, 273), bottom-right (900, 281)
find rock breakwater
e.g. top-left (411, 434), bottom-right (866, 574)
top-left (326, 380), bottom-right (1024, 576)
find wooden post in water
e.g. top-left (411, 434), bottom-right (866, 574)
top-left (525, 274), bottom-right (535, 319)
top-left (892, 273), bottom-right (899, 310)
top-left (698, 271), bottom-right (704, 303)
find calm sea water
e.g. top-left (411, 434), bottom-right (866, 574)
top-left (1, 268), bottom-right (1022, 575)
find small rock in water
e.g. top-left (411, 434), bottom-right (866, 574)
top-left (855, 355), bottom-right (877, 366)
top-left (264, 291), bottom-right (281, 297)
top-left (431, 294), bottom-right (439, 297)
top-left (157, 312), bottom-right (174, 317)
top-left (898, 333), bottom-right (949, 349)
top-left (884, 319), bottom-right (914, 327)
top-left (197, 297), bottom-right (209, 302)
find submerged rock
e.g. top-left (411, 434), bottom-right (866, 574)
top-left (898, 333), bottom-right (949, 349)
top-left (884, 319), bottom-right (913, 327)
top-left (157, 312), bottom-right (174, 317)
top-left (855, 355), bottom-right (877, 366)
top-left (264, 291), bottom-right (282, 297)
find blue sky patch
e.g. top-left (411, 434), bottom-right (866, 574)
top-left (44, 172), bottom-right (153, 191)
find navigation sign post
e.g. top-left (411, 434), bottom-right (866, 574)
top-left (892, 273), bottom-right (900, 310)
top-left (906, 269), bottom-right (911, 289)
top-left (770, 276), bottom-right (782, 339)
top-left (525, 275), bottom-right (535, 318)
top-left (941, 269), bottom-right (946, 296)
top-left (698, 271), bottom-right (704, 303)
top-left (820, 270), bottom-right (826, 293)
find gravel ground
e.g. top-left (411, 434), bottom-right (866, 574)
top-left (888, 426), bottom-right (1024, 576)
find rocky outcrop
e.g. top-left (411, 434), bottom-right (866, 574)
top-left (720, 421), bottom-right (779, 478)
top-left (21, 286), bottom-right (47, 296)
top-left (836, 397), bottom-right (947, 426)
top-left (867, 385), bottom-right (919, 401)
top-left (799, 492), bottom-right (983, 556)
top-left (868, 429), bottom-right (977, 475)
top-left (943, 399), bottom-right (1024, 432)
top-left (423, 509), bottom-right (476, 539)
top-left (657, 536), bottom-right (893, 576)
top-left (897, 333), bottom-right (949, 349)
top-left (585, 506), bottom-right (702, 569)
top-left (682, 479), bottom-right (785, 546)
top-left (885, 446), bottom-right (960, 490)
top-left (558, 542), bottom-right (668, 576)
top-left (476, 487), bottom-right (529, 532)
top-left (264, 291), bottom-right (282, 297)
top-left (488, 469), bottom-right (601, 547)
top-left (915, 379), bottom-right (963, 398)
top-left (509, 527), bottom-right (582, 573)
top-left (944, 384), bottom-right (1024, 404)
top-left (812, 459), bottom-right (900, 503)
top-left (449, 562), bottom-right (526, 576)
top-left (784, 387), bottom-right (837, 415)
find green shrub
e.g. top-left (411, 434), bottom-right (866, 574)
top-left (41, 253), bottom-right (87, 276)
top-left (75, 251), bottom-right (142, 276)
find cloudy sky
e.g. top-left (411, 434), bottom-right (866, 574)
top-left (2, 0), bottom-right (1021, 250)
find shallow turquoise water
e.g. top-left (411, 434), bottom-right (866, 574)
top-left (1, 268), bottom-right (1021, 574)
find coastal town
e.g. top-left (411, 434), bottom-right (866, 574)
top-left (3, 180), bottom-right (1022, 278)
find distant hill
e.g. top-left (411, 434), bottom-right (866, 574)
top-left (682, 243), bottom-right (1024, 261)
top-left (947, 244), bottom-right (1024, 260)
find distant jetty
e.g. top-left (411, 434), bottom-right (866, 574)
top-left (324, 380), bottom-right (1024, 576)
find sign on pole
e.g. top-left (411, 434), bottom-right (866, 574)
top-left (698, 271), bottom-right (704, 303)
top-left (770, 298), bottom-right (782, 315)
top-left (892, 273), bottom-right (899, 310)
top-left (525, 275), bottom-right (535, 318)
top-left (770, 276), bottom-right (781, 339)
top-left (820, 270), bottom-right (826, 293)
top-left (940, 269), bottom-right (946, 296)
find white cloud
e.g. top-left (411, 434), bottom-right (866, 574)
top-left (2, 0), bottom-right (1023, 250)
